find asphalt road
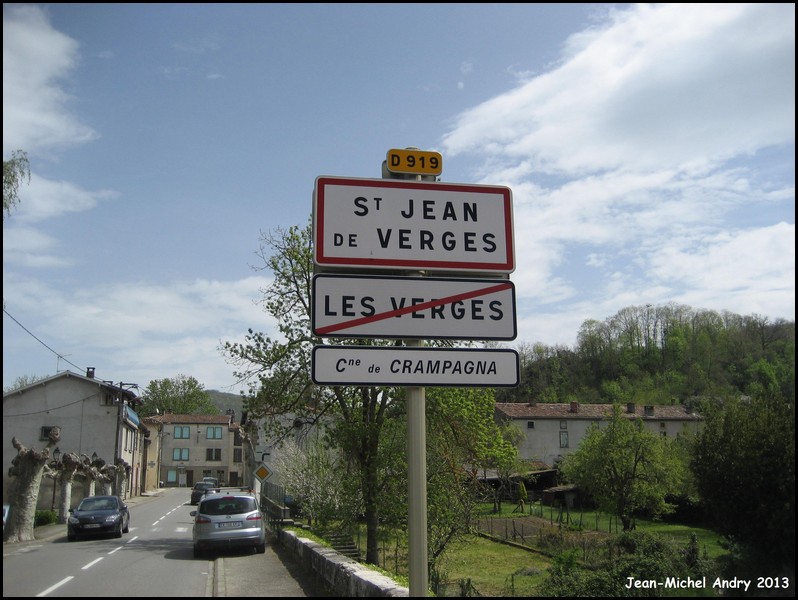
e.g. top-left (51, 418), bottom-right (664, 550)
top-left (8, 488), bottom-right (331, 597)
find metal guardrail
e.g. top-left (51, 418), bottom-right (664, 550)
top-left (259, 480), bottom-right (291, 530)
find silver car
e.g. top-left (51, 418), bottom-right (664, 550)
top-left (190, 492), bottom-right (266, 558)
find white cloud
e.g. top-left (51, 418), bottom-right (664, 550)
top-left (3, 4), bottom-right (97, 157)
top-left (441, 2), bottom-right (794, 336)
top-left (2, 226), bottom-right (73, 268)
top-left (3, 273), bottom-right (278, 390)
top-left (14, 174), bottom-right (118, 223)
top-left (441, 3), bottom-right (794, 175)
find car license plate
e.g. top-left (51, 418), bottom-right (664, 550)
top-left (218, 522), bottom-right (241, 528)
top-left (84, 524), bottom-right (101, 528)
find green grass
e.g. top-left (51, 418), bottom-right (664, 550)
top-left (288, 504), bottom-right (728, 596)
top-left (475, 502), bottom-right (727, 560)
top-left (438, 534), bottom-right (551, 597)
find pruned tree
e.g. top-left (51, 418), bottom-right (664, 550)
top-left (4, 426), bottom-right (61, 543)
top-left (50, 451), bottom-right (82, 524)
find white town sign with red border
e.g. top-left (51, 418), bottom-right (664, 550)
top-left (313, 176), bottom-right (514, 274)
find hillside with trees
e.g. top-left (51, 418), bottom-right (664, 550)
top-left (498, 304), bottom-right (794, 407)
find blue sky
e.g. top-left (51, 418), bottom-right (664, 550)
top-left (3, 3), bottom-right (794, 393)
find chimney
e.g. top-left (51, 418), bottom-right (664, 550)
top-left (627, 402), bottom-right (636, 414)
top-left (86, 367), bottom-right (95, 379)
top-left (570, 401), bottom-right (579, 413)
top-left (644, 405), bottom-right (654, 417)
top-left (528, 399), bottom-right (537, 407)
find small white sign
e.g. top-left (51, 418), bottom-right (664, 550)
top-left (313, 176), bottom-right (514, 273)
top-left (312, 274), bottom-right (517, 340)
top-left (312, 346), bottom-right (519, 387)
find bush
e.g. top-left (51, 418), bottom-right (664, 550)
top-left (35, 510), bottom-right (57, 527)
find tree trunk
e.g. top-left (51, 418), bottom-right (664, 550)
top-left (362, 426), bottom-right (381, 565)
top-left (57, 479), bottom-right (73, 524)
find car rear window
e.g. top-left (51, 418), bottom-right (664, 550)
top-left (199, 497), bottom-right (257, 516)
top-left (80, 497), bottom-right (117, 510)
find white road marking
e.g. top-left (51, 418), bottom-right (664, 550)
top-left (81, 557), bottom-right (104, 570)
top-left (36, 576), bottom-right (74, 597)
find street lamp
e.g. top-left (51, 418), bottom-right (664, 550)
top-left (51, 447), bottom-right (62, 510)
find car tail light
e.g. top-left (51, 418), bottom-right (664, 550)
top-left (195, 515), bottom-right (212, 524)
top-left (246, 514), bottom-right (262, 522)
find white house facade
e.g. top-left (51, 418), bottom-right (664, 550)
top-left (148, 413), bottom-right (247, 488)
top-left (3, 369), bottom-right (147, 509)
top-left (495, 401), bottom-right (703, 468)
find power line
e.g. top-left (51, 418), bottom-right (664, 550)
top-left (3, 307), bottom-right (85, 373)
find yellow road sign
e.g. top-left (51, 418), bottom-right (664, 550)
top-left (254, 463), bottom-right (271, 481)
top-left (386, 148), bottom-right (442, 176)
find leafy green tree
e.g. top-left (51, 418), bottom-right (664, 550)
top-left (273, 435), bottom-right (359, 528)
top-left (691, 394), bottom-right (795, 577)
top-left (541, 531), bottom-right (708, 597)
top-left (515, 480), bottom-right (527, 512)
top-left (223, 222), bottom-right (514, 569)
top-left (222, 222), bottom-right (404, 565)
top-left (3, 149), bottom-right (30, 220)
top-left (138, 375), bottom-right (219, 417)
top-left (560, 404), bottom-right (687, 531)
top-left (424, 386), bottom-right (516, 571)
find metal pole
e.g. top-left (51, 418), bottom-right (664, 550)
top-left (407, 336), bottom-right (428, 597)
top-left (408, 167), bottom-right (429, 596)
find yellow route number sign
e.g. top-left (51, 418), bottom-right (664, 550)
top-left (386, 148), bottom-right (442, 176)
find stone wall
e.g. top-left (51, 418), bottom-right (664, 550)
top-left (277, 529), bottom-right (409, 597)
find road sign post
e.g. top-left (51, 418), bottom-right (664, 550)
top-left (310, 149), bottom-right (517, 597)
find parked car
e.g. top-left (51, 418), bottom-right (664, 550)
top-left (190, 481), bottom-right (219, 505)
top-left (67, 495), bottom-right (129, 541)
top-left (190, 491), bottom-right (266, 558)
top-left (202, 476), bottom-right (219, 487)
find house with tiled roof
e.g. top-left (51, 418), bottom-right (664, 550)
top-left (146, 413), bottom-right (247, 488)
top-left (495, 401), bottom-right (703, 468)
